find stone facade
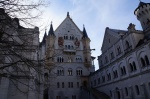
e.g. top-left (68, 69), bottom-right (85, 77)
top-left (0, 9), bottom-right (40, 99)
top-left (90, 1), bottom-right (150, 99)
top-left (39, 13), bottom-right (95, 99)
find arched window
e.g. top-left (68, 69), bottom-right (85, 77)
top-left (130, 63), bottom-right (134, 72)
top-left (125, 41), bottom-right (130, 49)
top-left (57, 57), bottom-right (64, 62)
top-left (123, 67), bottom-right (126, 75)
top-left (125, 87), bottom-right (128, 96)
top-left (57, 67), bottom-right (64, 76)
top-left (135, 85), bottom-right (140, 95)
top-left (76, 68), bottom-right (82, 76)
top-left (62, 82), bottom-right (64, 88)
top-left (107, 73), bottom-right (111, 81)
top-left (145, 55), bottom-right (149, 65)
top-left (76, 56), bottom-right (82, 62)
top-left (141, 58), bottom-right (146, 67)
top-left (68, 45), bottom-right (70, 49)
top-left (133, 62), bottom-right (137, 71)
top-left (121, 68), bottom-right (124, 76)
top-left (68, 68), bottom-right (72, 76)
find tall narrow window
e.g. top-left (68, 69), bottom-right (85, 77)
top-left (125, 41), bottom-right (130, 49)
top-left (57, 82), bottom-right (60, 88)
top-left (141, 58), bottom-right (146, 67)
top-left (62, 82), bottom-right (64, 88)
top-left (68, 82), bottom-right (70, 88)
top-left (98, 78), bottom-right (100, 84)
top-left (77, 82), bottom-right (79, 88)
top-left (133, 62), bottom-right (137, 71)
top-left (125, 87), bottom-right (128, 96)
top-left (68, 68), bottom-right (72, 76)
top-left (145, 55), bottom-right (149, 65)
top-left (135, 85), bottom-right (140, 95)
top-left (130, 63), bottom-right (134, 72)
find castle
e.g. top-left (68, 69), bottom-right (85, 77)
top-left (0, 1), bottom-right (150, 99)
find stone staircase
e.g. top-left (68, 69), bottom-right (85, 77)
top-left (81, 87), bottom-right (110, 99)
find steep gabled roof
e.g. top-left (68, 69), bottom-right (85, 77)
top-left (55, 12), bottom-right (82, 35)
top-left (101, 27), bottom-right (127, 52)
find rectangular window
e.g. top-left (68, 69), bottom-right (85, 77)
top-left (68, 82), bottom-right (70, 88)
top-left (62, 82), bottom-right (64, 88)
top-left (77, 82), bottom-right (79, 88)
top-left (71, 82), bottom-right (73, 88)
top-left (57, 82), bottom-right (60, 88)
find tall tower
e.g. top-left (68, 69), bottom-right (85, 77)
top-left (134, 1), bottom-right (150, 37)
top-left (82, 26), bottom-right (92, 67)
top-left (46, 23), bottom-right (56, 68)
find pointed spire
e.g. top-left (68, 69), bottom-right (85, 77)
top-left (67, 12), bottom-right (70, 17)
top-left (48, 22), bottom-right (55, 36)
top-left (42, 29), bottom-right (47, 44)
top-left (82, 25), bottom-right (89, 39)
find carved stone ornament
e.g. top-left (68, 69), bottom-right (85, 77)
top-left (58, 37), bottom-right (64, 46)
top-left (74, 38), bottom-right (80, 47)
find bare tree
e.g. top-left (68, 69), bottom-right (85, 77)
top-left (0, 0), bottom-right (49, 98)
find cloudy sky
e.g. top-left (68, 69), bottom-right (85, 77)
top-left (37, 0), bottom-right (149, 70)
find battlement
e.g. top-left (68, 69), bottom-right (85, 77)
top-left (135, 3), bottom-right (150, 19)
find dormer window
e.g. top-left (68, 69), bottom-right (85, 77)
top-left (125, 41), bottom-right (130, 49)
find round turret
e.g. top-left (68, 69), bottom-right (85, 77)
top-left (134, 1), bottom-right (150, 30)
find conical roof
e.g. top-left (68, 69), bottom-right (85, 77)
top-left (42, 30), bottom-right (47, 44)
top-left (48, 22), bottom-right (55, 36)
top-left (82, 26), bottom-right (89, 39)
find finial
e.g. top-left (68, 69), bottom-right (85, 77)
top-left (67, 12), bottom-right (70, 17)
top-left (83, 24), bottom-right (85, 28)
top-left (51, 21), bottom-right (52, 24)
